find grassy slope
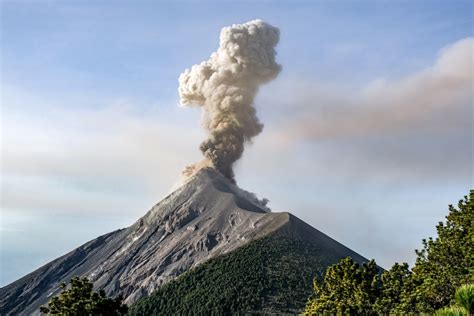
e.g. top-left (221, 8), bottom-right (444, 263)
top-left (128, 234), bottom-right (340, 315)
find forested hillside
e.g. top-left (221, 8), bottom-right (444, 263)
top-left (129, 234), bottom-right (349, 315)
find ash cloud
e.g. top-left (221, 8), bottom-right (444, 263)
top-left (179, 19), bottom-right (281, 182)
top-left (257, 37), bottom-right (472, 182)
top-left (283, 37), bottom-right (473, 142)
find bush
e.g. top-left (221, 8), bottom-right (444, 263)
top-left (435, 306), bottom-right (469, 316)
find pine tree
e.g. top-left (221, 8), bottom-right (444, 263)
top-left (402, 192), bottom-right (474, 312)
top-left (304, 191), bottom-right (474, 315)
top-left (304, 258), bottom-right (380, 315)
top-left (40, 277), bottom-right (128, 315)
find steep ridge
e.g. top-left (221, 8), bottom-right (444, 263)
top-left (0, 168), bottom-right (289, 315)
top-left (0, 168), bottom-right (368, 315)
top-left (129, 215), bottom-right (369, 314)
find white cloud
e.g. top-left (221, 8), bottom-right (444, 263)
top-left (1, 93), bottom-right (205, 216)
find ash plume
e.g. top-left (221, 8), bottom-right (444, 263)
top-left (179, 19), bottom-right (281, 182)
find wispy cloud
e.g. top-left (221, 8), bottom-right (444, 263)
top-left (0, 36), bottom-right (471, 280)
top-left (256, 37), bottom-right (472, 183)
top-left (1, 94), bottom-right (204, 216)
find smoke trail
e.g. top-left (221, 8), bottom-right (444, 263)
top-left (179, 19), bottom-right (281, 182)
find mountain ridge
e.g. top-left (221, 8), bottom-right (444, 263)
top-left (0, 168), bottom-right (368, 315)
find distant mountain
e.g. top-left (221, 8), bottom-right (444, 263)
top-left (0, 168), bottom-right (368, 315)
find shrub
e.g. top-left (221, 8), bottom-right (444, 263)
top-left (435, 306), bottom-right (469, 316)
top-left (454, 284), bottom-right (474, 314)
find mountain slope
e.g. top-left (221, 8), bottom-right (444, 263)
top-left (0, 168), bottom-right (287, 314)
top-left (129, 217), bottom-right (367, 315)
top-left (0, 168), bottom-right (368, 315)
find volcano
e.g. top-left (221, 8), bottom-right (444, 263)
top-left (0, 168), bottom-right (368, 315)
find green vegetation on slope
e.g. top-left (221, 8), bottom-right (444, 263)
top-left (128, 234), bottom-right (339, 315)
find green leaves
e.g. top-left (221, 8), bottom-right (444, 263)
top-left (375, 262), bottom-right (414, 314)
top-left (435, 305), bottom-right (469, 316)
top-left (40, 277), bottom-right (128, 315)
top-left (454, 284), bottom-right (474, 314)
top-left (304, 191), bottom-right (474, 315)
top-left (434, 284), bottom-right (474, 316)
top-left (408, 193), bottom-right (474, 312)
top-left (304, 258), bottom-right (381, 315)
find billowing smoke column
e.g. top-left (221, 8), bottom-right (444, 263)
top-left (179, 19), bottom-right (281, 182)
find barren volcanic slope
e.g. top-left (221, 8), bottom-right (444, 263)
top-left (0, 168), bottom-right (367, 315)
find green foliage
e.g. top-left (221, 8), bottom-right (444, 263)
top-left (303, 257), bottom-right (381, 315)
top-left (374, 262), bottom-right (414, 314)
top-left (454, 284), bottom-right (474, 314)
top-left (405, 193), bottom-right (474, 312)
top-left (40, 277), bottom-right (128, 315)
top-left (129, 235), bottom-right (338, 315)
top-left (435, 306), bottom-right (469, 316)
top-left (434, 284), bottom-right (474, 316)
top-left (304, 191), bottom-right (474, 315)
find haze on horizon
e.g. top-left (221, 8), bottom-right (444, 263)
top-left (1, 1), bottom-right (472, 286)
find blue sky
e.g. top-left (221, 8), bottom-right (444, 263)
top-left (1, 0), bottom-right (472, 285)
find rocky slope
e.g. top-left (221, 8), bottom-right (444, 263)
top-left (129, 220), bottom-right (368, 315)
top-left (0, 168), bottom-right (367, 315)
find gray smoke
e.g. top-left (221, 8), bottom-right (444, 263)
top-left (179, 19), bottom-right (281, 182)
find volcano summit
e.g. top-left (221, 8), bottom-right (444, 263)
top-left (0, 168), bottom-right (368, 314)
top-left (2, 20), bottom-right (370, 315)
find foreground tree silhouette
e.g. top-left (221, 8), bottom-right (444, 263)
top-left (40, 277), bottom-right (128, 315)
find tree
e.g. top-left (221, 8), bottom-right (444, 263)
top-left (403, 192), bottom-right (474, 312)
top-left (304, 258), bottom-right (380, 315)
top-left (373, 262), bottom-right (414, 314)
top-left (304, 191), bottom-right (474, 315)
top-left (40, 277), bottom-right (128, 315)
